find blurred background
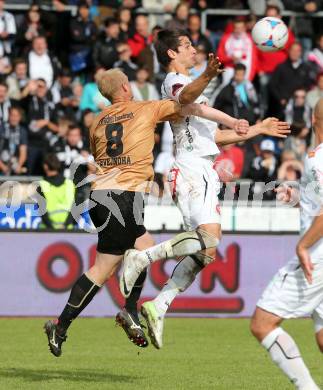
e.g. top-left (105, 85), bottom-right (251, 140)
top-left (0, 0), bottom-right (322, 317)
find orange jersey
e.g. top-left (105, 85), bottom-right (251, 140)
top-left (90, 99), bottom-right (181, 192)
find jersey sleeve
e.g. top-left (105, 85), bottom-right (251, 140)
top-left (154, 99), bottom-right (182, 122)
top-left (161, 73), bottom-right (190, 103)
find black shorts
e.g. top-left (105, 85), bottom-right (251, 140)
top-left (89, 190), bottom-right (146, 255)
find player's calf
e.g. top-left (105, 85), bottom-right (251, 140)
top-left (251, 308), bottom-right (319, 390)
top-left (120, 228), bottom-right (219, 298)
top-left (315, 330), bottom-right (323, 353)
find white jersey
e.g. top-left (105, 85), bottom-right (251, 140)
top-left (161, 72), bottom-right (219, 159)
top-left (299, 143), bottom-right (323, 259)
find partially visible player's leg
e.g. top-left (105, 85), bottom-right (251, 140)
top-left (141, 222), bottom-right (221, 349)
top-left (116, 232), bottom-right (155, 348)
top-left (120, 160), bottom-right (222, 299)
top-left (45, 251), bottom-right (122, 357)
top-left (313, 308), bottom-right (323, 353)
top-left (150, 223), bottom-right (221, 316)
top-left (251, 307), bottom-right (319, 390)
top-left (250, 260), bottom-right (323, 390)
top-left (124, 232), bottom-right (154, 317)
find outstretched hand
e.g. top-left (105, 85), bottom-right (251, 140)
top-left (205, 54), bottom-right (224, 78)
top-left (233, 119), bottom-right (249, 135)
top-left (260, 117), bottom-right (290, 138)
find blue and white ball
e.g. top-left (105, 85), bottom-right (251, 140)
top-left (251, 17), bottom-right (288, 52)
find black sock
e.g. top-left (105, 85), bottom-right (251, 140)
top-left (124, 269), bottom-right (147, 321)
top-left (57, 273), bottom-right (101, 334)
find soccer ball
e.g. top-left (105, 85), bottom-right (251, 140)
top-left (251, 17), bottom-right (288, 52)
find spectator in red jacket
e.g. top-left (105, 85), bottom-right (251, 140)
top-left (257, 4), bottom-right (295, 116)
top-left (127, 15), bottom-right (152, 59)
top-left (217, 17), bottom-right (258, 86)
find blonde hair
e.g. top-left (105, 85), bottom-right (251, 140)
top-left (97, 69), bottom-right (128, 101)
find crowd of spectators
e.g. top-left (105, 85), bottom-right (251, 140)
top-left (0, 0), bottom-right (322, 201)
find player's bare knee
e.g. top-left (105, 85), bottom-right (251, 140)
top-left (317, 342), bottom-right (323, 353)
top-left (250, 308), bottom-right (282, 342)
top-left (250, 315), bottom-right (263, 340)
top-left (315, 330), bottom-right (323, 353)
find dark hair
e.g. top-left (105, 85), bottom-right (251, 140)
top-left (43, 153), bottom-right (61, 171)
top-left (67, 124), bottom-right (81, 133)
top-left (78, 0), bottom-right (89, 9)
top-left (13, 58), bottom-right (27, 68)
top-left (266, 4), bottom-right (281, 15)
top-left (234, 63), bottom-right (246, 72)
top-left (152, 25), bottom-right (162, 33)
top-left (9, 106), bottom-right (22, 116)
top-left (0, 80), bottom-right (8, 89)
top-left (290, 121), bottom-right (307, 136)
top-left (317, 72), bottom-right (323, 82)
top-left (37, 78), bottom-right (47, 85)
top-left (155, 29), bottom-right (190, 68)
top-left (105, 17), bottom-right (118, 28)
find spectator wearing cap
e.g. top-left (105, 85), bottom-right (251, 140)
top-left (93, 17), bottom-right (120, 70)
top-left (127, 15), bottom-right (152, 59)
top-left (165, 2), bottom-right (189, 31)
top-left (69, 2), bottom-right (97, 73)
top-left (27, 36), bottom-right (60, 88)
top-left (269, 42), bottom-right (317, 119)
top-left (285, 88), bottom-right (311, 129)
top-left (0, 106), bottom-right (27, 175)
top-left (113, 42), bottom-right (138, 81)
top-left (306, 72), bottom-right (323, 110)
top-left (188, 14), bottom-right (212, 55)
top-left (137, 25), bottom-right (164, 86)
top-left (257, 4), bottom-right (295, 116)
top-left (0, 0), bottom-right (16, 59)
top-left (214, 63), bottom-right (259, 124)
top-left (248, 139), bottom-right (278, 200)
top-left (130, 67), bottom-right (160, 101)
top-left (217, 17), bottom-right (258, 86)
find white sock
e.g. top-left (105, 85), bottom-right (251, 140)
top-left (262, 327), bottom-right (318, 389)
top-left (138, 230), bottom-right (217, 267)
top-left (153, 256), bottom-right (204, 317)
top-left (153, 279), bottom-right (180, 316)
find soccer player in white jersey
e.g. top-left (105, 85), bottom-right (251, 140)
top-left (250, 98), bottom-right (323, 390)
top-left (119, 29), bottom-right (289, 349)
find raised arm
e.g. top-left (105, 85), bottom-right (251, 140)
top-left (215, 117), bottom-right (290, 146)
top-left (180, 102), bottom-right (249, 135)
top-left (178, 54), bottom-right (223, 105)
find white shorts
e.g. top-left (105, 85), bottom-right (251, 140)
top-left (167, 156), bottom-right (221, 231)
top-left (257, 257), bottom-right (323, 333)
